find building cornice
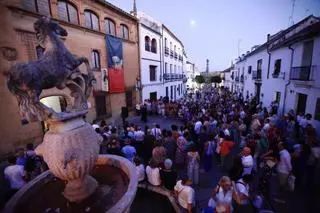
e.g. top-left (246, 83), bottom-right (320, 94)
top-left (140, 23), bottom-right (162, 36)
top-left (7, 5), bottom-right (136, 44)
top-left (162, 24), bottom-right (184, 47)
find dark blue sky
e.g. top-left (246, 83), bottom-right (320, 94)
top-left (108, 0), bottom-right (320, 71)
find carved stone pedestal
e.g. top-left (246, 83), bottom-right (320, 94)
top-left (36, 115), bottom-right (101, 202)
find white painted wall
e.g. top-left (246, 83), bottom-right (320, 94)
top-left (162, 28), bottom-right (184, 76)
top-left (242, 50), bottom-right (269, 101)
top-left (262, 47), bottom-right (292, 114)
top-left (139, 25), bottom-right (161, 85)
top-left (284, 35), bottom-right (320, 136)
top-left (142, 83), bottom-right (166, 101)
top-left (162, 27), bottom-right (185, 100)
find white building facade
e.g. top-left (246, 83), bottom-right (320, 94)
top-left (162, 25), bottom-right (185, 100)
top-left (137, 12), bottom-right (163, 101)
top-left (185, 61), bottom-right (197, 92)
top-left (136, 12), bottom-right (186, 101)
top-left (221, 67), bottom-right (233, 91)
top-left (228, 15), bottom-right (320, 137)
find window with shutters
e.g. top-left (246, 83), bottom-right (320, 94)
top-left (91, 50), bottom-right (100, 69)
top-left (273, 59), bottom-right (281, 76)
top-left (120, 24), bottom-right (129, 39)
top-left (165, 63), bottom-right (168, 74)
top-left (57, 1), bottom-right (79, 24)
top-left (21, 0), bottom-right (51, 16)
top-left (84, 10), bottom-right (99, 30)
top-left (150, 65), bottom-right (157, 81)
top-left (151, 39), bottom-right (157, 53)
top-left (105, 18), bottom-right (116, 36)
top-left (145, 36), bottom-right (150, 51)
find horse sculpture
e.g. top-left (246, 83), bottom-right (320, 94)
top-left (4, 17), bottom-right (95, 121)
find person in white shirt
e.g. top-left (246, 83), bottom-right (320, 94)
top-left (151, 124), bottom-right (162, 141)
top-left (174, 177), bottom-right (195, 213)
top-left (4, 156), bottom-right (26, 200)
top-left (222, 124), bottom-right (230, 137)
top-left (262, 118), bottom-right (270, 137)
top-left (274, 142), bottom-right (292, 204)
top-left (146, 159), bottom-right (161, 186)
top-left (134, 127), bottom-right (145, 142)
top-left (241, 147), bottom-right (253, 176)
top-left (134, 157), bottom-right (145, 182)
top-left (208, 176), bottom-right (240, 212)
top-left (194, 120), bottom-right (202, 135)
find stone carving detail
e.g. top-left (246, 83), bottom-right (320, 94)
top-left (0, 46), bottom-right (18, 61)
top-left (4, 17), bottom-right (95, 122)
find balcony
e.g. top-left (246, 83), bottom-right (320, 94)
top-left (272, 72), bottom-right (285, 79)
top-left (290, 66), bottom-right (315, 81)
top-left (165, 47), bottom-right (169, 56)
top-left (240, 75), bottom-right (244, 83)
top-left (174, 52), bottom-right (178, 59)
top-left (235, 76), bottom-right (239, 82)
top-left (170, 50), bottom-right (173, 58)
top-left (163, 73), bottom-right (184, 81)
top-left (252, 70), bottom-right (262, 80)
top-left (179, 55), bottom-right (183, 61)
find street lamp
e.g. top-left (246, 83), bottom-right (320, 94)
top-left (136, 76), bottom-right (143, 102)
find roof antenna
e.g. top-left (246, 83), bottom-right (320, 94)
top-left (288, 0), bottom-right (296, 26)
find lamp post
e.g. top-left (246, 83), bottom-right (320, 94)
top-left (135, 76), bottom-right (142, 102)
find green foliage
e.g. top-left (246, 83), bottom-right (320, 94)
top-left (195, 75), bottom-right (205, 84)
top-left (210, 75), bottom-right (222, 84)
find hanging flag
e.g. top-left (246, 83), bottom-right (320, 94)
top-left (106, 35), bottom-right (125, 93)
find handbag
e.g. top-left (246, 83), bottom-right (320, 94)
top-left (287, 174), bottom-right (296, 192)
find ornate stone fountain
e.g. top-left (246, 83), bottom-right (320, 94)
top-left (3, 17), bottom-right (137, 213)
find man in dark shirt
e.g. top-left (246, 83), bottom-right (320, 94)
top-left (143, 129), bottom-right (155, 164)
top-left (198, 126), bottom-right (208, 159)
top-left (160, 159), bottom-right (177, 190)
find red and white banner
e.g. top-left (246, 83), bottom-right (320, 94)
top-left (108, 68), bottom-right (125, 93)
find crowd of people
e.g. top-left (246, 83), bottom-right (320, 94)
top-left (3, 143), bottom-right (48, 202)
top-left (3, 86), bottom-right (320, 213)
top-left (91, 86), bottom-right (320, 212)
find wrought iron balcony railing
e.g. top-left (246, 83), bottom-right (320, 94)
top-left (252, 70), bottom-right (262, 80)
top-left (290, 66), bottom-right (315, 81)
top-left (163, 73), bottom-right (184, 81)
top-left (165, 47), bottom-right (169, 56)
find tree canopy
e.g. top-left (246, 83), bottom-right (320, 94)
top-left (195, 75), bottom-right (205, 84)
top-left (210, 75), bottom-right (222, 84)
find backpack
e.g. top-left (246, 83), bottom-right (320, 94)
top-left (24, 155), bottom-right (36, 173)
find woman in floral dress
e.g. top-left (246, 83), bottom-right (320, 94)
top-left (175, 131), bottom-right (188, 166)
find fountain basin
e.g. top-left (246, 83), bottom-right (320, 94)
top-left (4, 155), bottom-right (138, 213)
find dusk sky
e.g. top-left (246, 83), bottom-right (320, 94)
top-left (107, 0), bottom-right (320, 71)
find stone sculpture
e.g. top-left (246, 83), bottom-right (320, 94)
top-left (4, 16), bottom-right (95, 122)
top-left (4, 17), bottom-right (101, 202)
